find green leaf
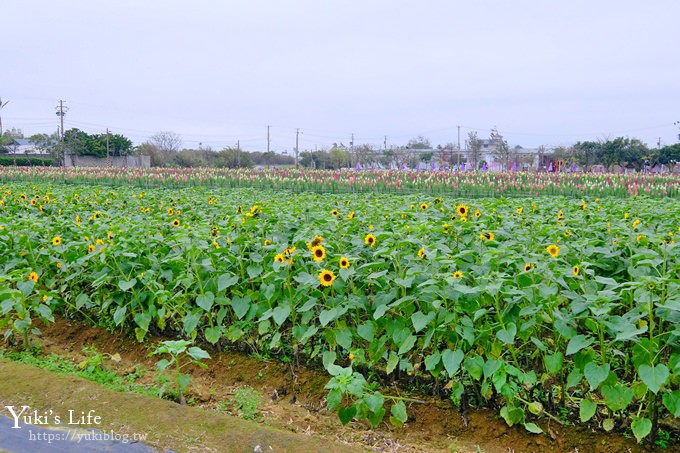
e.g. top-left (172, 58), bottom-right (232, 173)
top-left (156, 358), bottom-right (171, 372)
top-left (442, 349), bottom-right (465, 377)
top-left (386, 353), bottom-right (399, 374)
top-left (183, 310), bottom-right (202, 336)
top-left (35, 304), bottom-right (54, 322)
top-left (579, 399), bottom-right (597, 422)
top-left (566, 334), bottom-right (595, 355)
top-left (584, 362), bottom-right (610, 391)
top-left (272, 305), bottom-right (291, 326)
top-left (601, 383), bottom-right (634, 412)
top-left (663, 390), bottom-right (680, 417)
top-left (322, 351), bottom-right (337, 370)
top-left (246, 264), bottom-right (263, 279)
top-left (638, 364), bottom-right (669, 394)
top-left (113, 305), bottom-right (127, 326)
top-left (335, 328), bottom-right (353, 351)
top-left (196, 292), bottom-right (214, 311)
top-left (133, 312), bottom-right (151, 332)
top-left (602, 418), bottom-right (615, 432)
top-left (424, 352), bottom-right (441, 372)
top-left (327, 388), bottom-right (342, 411)
top-left (544, 352), bottom-right (564, 375)
top-left (204, 326), bottom-right (222, 344)
top-left (524, 422), bottom-right (543, 434)
top-left (566, 368), bottom-right (583, 389)
top-left (367, 407), bottom-right (385, 428)
top-left (496, 322), bottom-right (517, 345)
top-left (357, 322), bottom-right (375, 342)
top-left (464, 356), bottom-right (485, 381)
top-left (229, 297), bottom-right (250, 320)
top-left (500, 406), bottom-right (524, 427)
top-left (338, 405), bottom-right (357, 426)
top-left (631, 417), bottom-right (652, 443)
top-left (410, 311), bottom-right (434, 333)
top-left (364, 392), bottom-right (384, 413)
top-left (397, 335), bottom-right (417, 355)
top-left (118, 279), bottom-right (137, 291)
top-left (187, 346), bottom-right (211, 361)
top-left (17, 280), bottom-right (35, 298)
top-left (319, 308), bottom-right (338, 327)
top-left (218, 273), bottom-right (239, 292)
top-left (390, 400), bottom-right (408, 425)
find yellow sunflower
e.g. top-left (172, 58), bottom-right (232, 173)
top-left (572, 265), bottom-right (580, 276)
top-left (331, 209), bottom-right (339, 216)
top-left (28, 271), bottom-right (39, 283)
top-left (339, 257), bottom-right (350, 269)
top-left (546, 244), bottom-right (559, 258)
top-left (347, 211), bottom-right (355, 219)
top-left (420, 203), bottom-right (428, 210)
top-left (319, 269), bottom-right (336, 287)
top-left (172, 219), bottom-right (180, 227)
top-left (88, 244), bottom-right (96, 253)
top-left (364, 234), bottom-right (376, 247)
top-left (456, 205), bottom-right (469, 217)
top-left (263, 239), bottom-right (272, 246)
top-left (523, 263), bottom-right (534, 272)
top-left (453, 271), bottom-right (463, 279)
top-left (557, 210), bottom-right (564, 221)
top-left (274, 253), bottom-right (285, 263)
top-left (479, 231), bottom-right (495, 241)
top-left (516, 207), bottom-right (524, 215)
top-left (311, 245), bottom-right (326, 262)
top-left (474, 209), bottom-right (481, 218)
top-left (52, 236), bottom-right (62, 246)
top-left (418, 248), bottom-right (426, 259)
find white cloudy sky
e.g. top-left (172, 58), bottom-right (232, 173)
top-left (2, 0), bottom-right (679, 152)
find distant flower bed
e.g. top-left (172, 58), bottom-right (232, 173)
top-left (0, 166), bottom-right (679, 197)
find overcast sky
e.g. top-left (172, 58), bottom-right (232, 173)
top-left (2, 1), bottom-right (679, 152)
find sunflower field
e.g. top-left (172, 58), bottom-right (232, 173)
top-left (1, 178), bottom-right (679, 444)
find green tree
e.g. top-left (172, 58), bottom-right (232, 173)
top-left (466, 131), bottom-right (482, 169)
top-left (407, 135), bottom-right (432, 149)
top-left (490, 127), bottom-right (510, 170)
top-left (571, 141), bottom-right (600, 171)
top-left (28, 133), bottom-right (59, 154)
top-left (657, 143), bottom-right (680, 165)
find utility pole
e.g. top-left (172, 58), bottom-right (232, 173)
top-left (350, 133), bottom-right (354, 168)
top-left (266, 125), bottom-right (271, 154)
top-left (55, 100), bottom-right (68, 167)
top-left (384, 136), bottom-right (387, 150)
top-left (0, 98), bottom-right (9, 136)
top-left (295, 128), bottom-right (302, 169)
top-left (55, 100), bottom-right (68, 140)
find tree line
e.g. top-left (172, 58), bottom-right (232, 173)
top-left (2, 127), bottom-right (679, 171)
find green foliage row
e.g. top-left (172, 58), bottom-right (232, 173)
top-left (0, 182), bottom-right (678, 445)
top-left (0, 156), bottom-right (54, 167)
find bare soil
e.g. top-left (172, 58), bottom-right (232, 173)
top-left (0, 318), bottom-right (653, 452)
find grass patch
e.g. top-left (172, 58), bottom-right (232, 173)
top-left (0, 346), bottom-right (159, 398)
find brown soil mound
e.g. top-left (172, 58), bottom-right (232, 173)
top-left (1, 318), bottom-right (651, 452)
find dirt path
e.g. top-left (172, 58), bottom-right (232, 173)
top-left (0, 360), bottom-right (353, 453)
